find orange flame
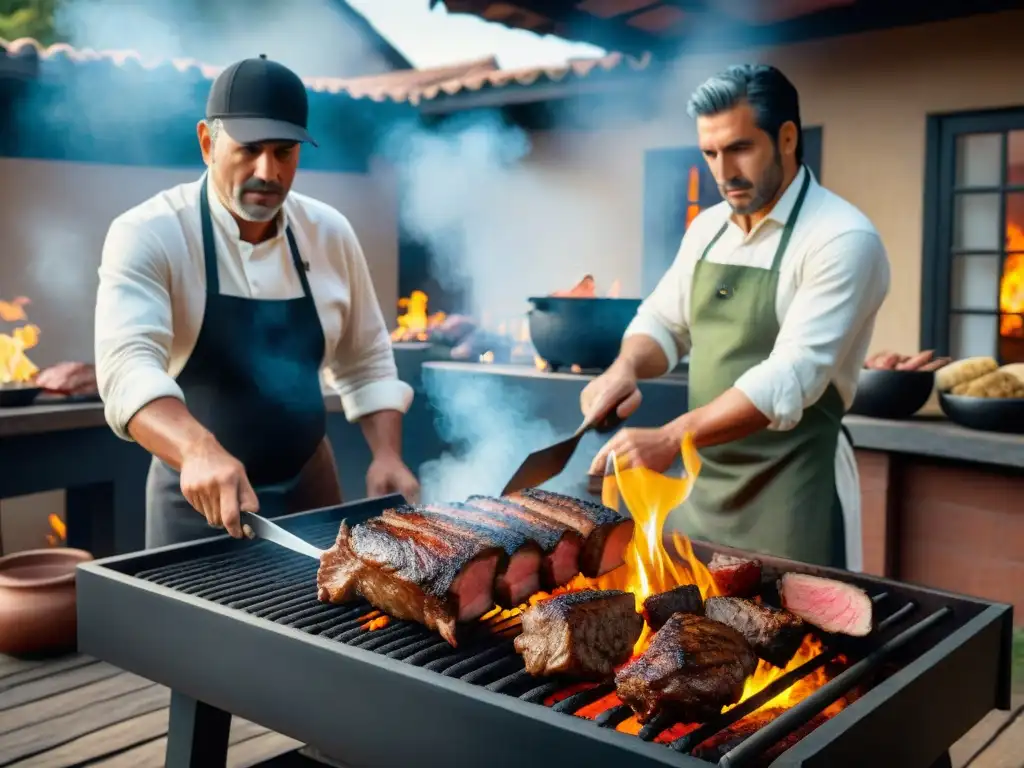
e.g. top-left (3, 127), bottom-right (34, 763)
top-left (550, 275), bottom-right (623, 298)
top-left (391, 290), bottom-right (446, 342)
top-left (1002, 224), bottom-right (1024, 338)
top-left (45, 513), bottom-right (67, 547)
top-left (0, 297), bottom-right (40, 385)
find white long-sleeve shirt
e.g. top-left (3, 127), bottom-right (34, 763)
top-left (627, 166), bottom-right (891, 571)
top-left (95, 175), bottom-right (413, 441)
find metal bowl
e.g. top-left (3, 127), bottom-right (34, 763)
top-left (0, 383), bottom-right (42, 408)
top-left (938, 392), bottom-right (1024, 434)
top-left (527, 296), bottom-right (642, 371)
top-left (848, 369), bottom-right (935, 420)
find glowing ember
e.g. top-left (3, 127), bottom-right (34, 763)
top-left (391, 290), bottom-right (446, 342)
top-left (1002, 224), bottom-right (1024, 338)
top-left (0, 296), bottom-right (40, 385)
top-left (45, 513), bottom-right (67, 547)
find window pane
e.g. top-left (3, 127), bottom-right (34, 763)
top-left (1009, 131), bottom-right (1024, 187)
top-left (953, 193), bottom-right (1001, 250)
top-left (951, 254), bottom-right (1000, 310)
top-left (956, 133), bottom-right (1002, 187)
top-left (949, 313), bottom-right (998, 359)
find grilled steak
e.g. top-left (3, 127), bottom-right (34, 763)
top-left (779, 573), bottom-right (873, 637)
top-left (466, 495), bottom-right (583, 589)
top-left (514, 590), bottom-right (643, 679)
top-left (615, 613), bottom-right (758, 723)
top-left (316, 518), bottom-right (502, 647)
top-left (705, 596), bottom-right (807, 668)
top-left (506, 489), bottom-right (633, 578)
top-left (384, 504), bottom-right (541, 607)
top-left (708, 553), bottom-right (762, 597)
top-left (642, 585), bottom-right (704, 629)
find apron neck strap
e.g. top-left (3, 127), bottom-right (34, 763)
top-left (199, 176), bottom-right (313, 298)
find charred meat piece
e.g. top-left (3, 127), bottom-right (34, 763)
top-left (708, 553), bottom-right (763, 597)
top-left (615, 613), bottom-right (757, 723)
top-left (316, 519), bottom-right (502, 647)
top-left (704, 596), bottom-right (807, 668)
top-left (384, 504), bottom-right (541, 607)
top-left (779, 573), bottom-right (873, 637)
top-left (506, 488), bottom-right (633, 578)
top-left (466, 495), bottom-right (583, 589)
top-left (514, 590), bottom-right (643, 679)
top-left (642, 585), bottom-right (704, 629)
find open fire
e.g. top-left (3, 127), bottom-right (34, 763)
top-left (1001, 223), bottom-right (1024, 341)
top-left (45, 513), bottom-right (67, 547)
top-left (0, 296), bottom-right (40, 385)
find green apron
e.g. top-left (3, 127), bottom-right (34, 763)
top-left (676, 170), bottom-right (846, 567)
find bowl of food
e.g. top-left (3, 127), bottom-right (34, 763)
top-left (0, 382), bottom-right (42, 408)
top-left (935, 358), bottom-right (1024, 434)
top-left (847, 351), bottom-right (949, 419)
top-left (0, 547), bottom-right (94, 655)
top-left (527, 296), bottom-right (642, 371)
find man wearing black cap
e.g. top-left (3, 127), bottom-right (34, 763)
top-left (94, 55), bottom-right (419, 547)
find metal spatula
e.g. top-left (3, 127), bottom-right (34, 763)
top-left (240, 511), bottom-right (324, 560)
top-left (500, 407), bottom-right (625, 496)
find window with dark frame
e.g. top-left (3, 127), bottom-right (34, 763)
top-left (922, 109), bottom-right (1024, 365)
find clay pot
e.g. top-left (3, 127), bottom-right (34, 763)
top-left (0, 548), bottom-right (93, 656)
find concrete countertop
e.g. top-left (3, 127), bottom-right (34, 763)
top-left (422, 362), bottom-right (1024, 471)
top-left (0, 393), bottom-right (347, 439)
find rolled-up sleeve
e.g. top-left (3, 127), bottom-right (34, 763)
top-left (327, 222), bottom-right (413, 422)
top-left (94, 219), bottom-right (185, 440)
top-left (623, 240), bottom-right (693, 371)
top-left (734, 230), bottom-right (890, 430)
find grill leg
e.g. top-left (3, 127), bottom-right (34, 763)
top-left (165, 690), bottom-right (232, 768)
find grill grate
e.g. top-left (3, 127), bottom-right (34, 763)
top-left (135, 519), bottom-right (945, 764)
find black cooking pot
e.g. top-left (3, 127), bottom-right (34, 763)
top-left (938, 392), bottom-right (1024, 434)
top-left (848, 369), bottom-right (934, 420)
top-left (527, 297), bottom-right (642, 371)
top-left (0, 383), bottom-right (41, 408)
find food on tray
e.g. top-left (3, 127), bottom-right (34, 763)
top-left (708, 553), bottom-right (762, 597)
top-left (951, 369), bottom-right (1024, 399)
top-left (514, 589), bottom-right (643, 678)
top-left (935, 356), bottom-right (999, 392)
top-left (863, 349), bottom-right (951, 372)
top-left (384, 505), bottom-right (542, 607)
top-left (316, 491), bottom-right (632, 646)
top-left (614, 613), bottom-right (758, 723)
top-left (466, 495), bottom-right (584, 589)
top-left (704, 596), bottom-right (807, 668)
top-left (317, 517), bottom-right (503, 646)
top-left (642, 584), bottom-right (704, 629)
top-left (778, 573), bottom-right (873, 637)
top-left (506, 488), bottom-right (634, 578)
top-left (1000, 363), bottom-right (1024, 385)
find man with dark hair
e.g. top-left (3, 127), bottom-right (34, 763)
top-left (584, 64), bottom-right (890, 569)
top-left (95, 56), bottom-right (419, 547)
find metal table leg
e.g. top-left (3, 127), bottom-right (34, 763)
top-left (165, 690), bottom-right (232, 768)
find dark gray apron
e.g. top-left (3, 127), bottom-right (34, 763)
top-left (145, 176), bottom-right (342, 548)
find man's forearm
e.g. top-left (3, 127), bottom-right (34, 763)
top-left (359, 408), bottom-right (403, 459)
top-left (616, 334), bottom-right (672, 380)
top-left (126, 396), bottom-right (219, 470)
top-left (666, 388), bottom-right (770, 448)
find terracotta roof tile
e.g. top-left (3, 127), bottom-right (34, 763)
top-left (0, 37), bottom-right (650, 105)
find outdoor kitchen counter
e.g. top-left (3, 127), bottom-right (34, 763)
top-left (422, 362), bottom-right (1024, 626)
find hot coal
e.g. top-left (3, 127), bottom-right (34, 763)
top-left (641, 585), bottom-right (704, 630)
top-left (514, 589), bottom-right (643, 679)
top-left (704, 596), bottom-right (807, 668)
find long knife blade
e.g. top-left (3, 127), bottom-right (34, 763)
top-left (240, 511), bottom-right (324, 560)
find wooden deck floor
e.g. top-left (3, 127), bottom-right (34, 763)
top-left (1, 652), bottom-right (1021, 767)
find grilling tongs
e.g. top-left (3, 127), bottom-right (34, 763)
top-left (500, 399), bottom-right (626, 496)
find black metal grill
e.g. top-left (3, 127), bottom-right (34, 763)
top-left (75, 496), bottom-right (1015, 768)
top-left (131, 517), bottom-right (953, 765)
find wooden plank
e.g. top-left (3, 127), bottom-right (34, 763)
top-left (0, 657), bottom-right (96, 693)
top-left (5, 709), bottom-right (169, 768)
top-left (0, 657), bottom-right (46, 682)
top-left (0, 663), bottom-right (121, 713)
top-left (86, 715), bottom-right (273, 768)
top-left (0, 672), bottom-right (153, 737)
top-left (0, 684), bottom-right (169, 766)
top-left (228, 732), bottom-right (303, 768)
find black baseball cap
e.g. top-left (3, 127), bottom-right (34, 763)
top-left (206, 54), bottom-right (318, 147)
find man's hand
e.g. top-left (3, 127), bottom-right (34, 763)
top-left (366, 454), bottom-right (420, 503)
top-left (179, 435), bottom-right (258, 538)
top-left (580, 362), bottom-right (643, 426)
top-left (589, 425), bottom-right (681, 476)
